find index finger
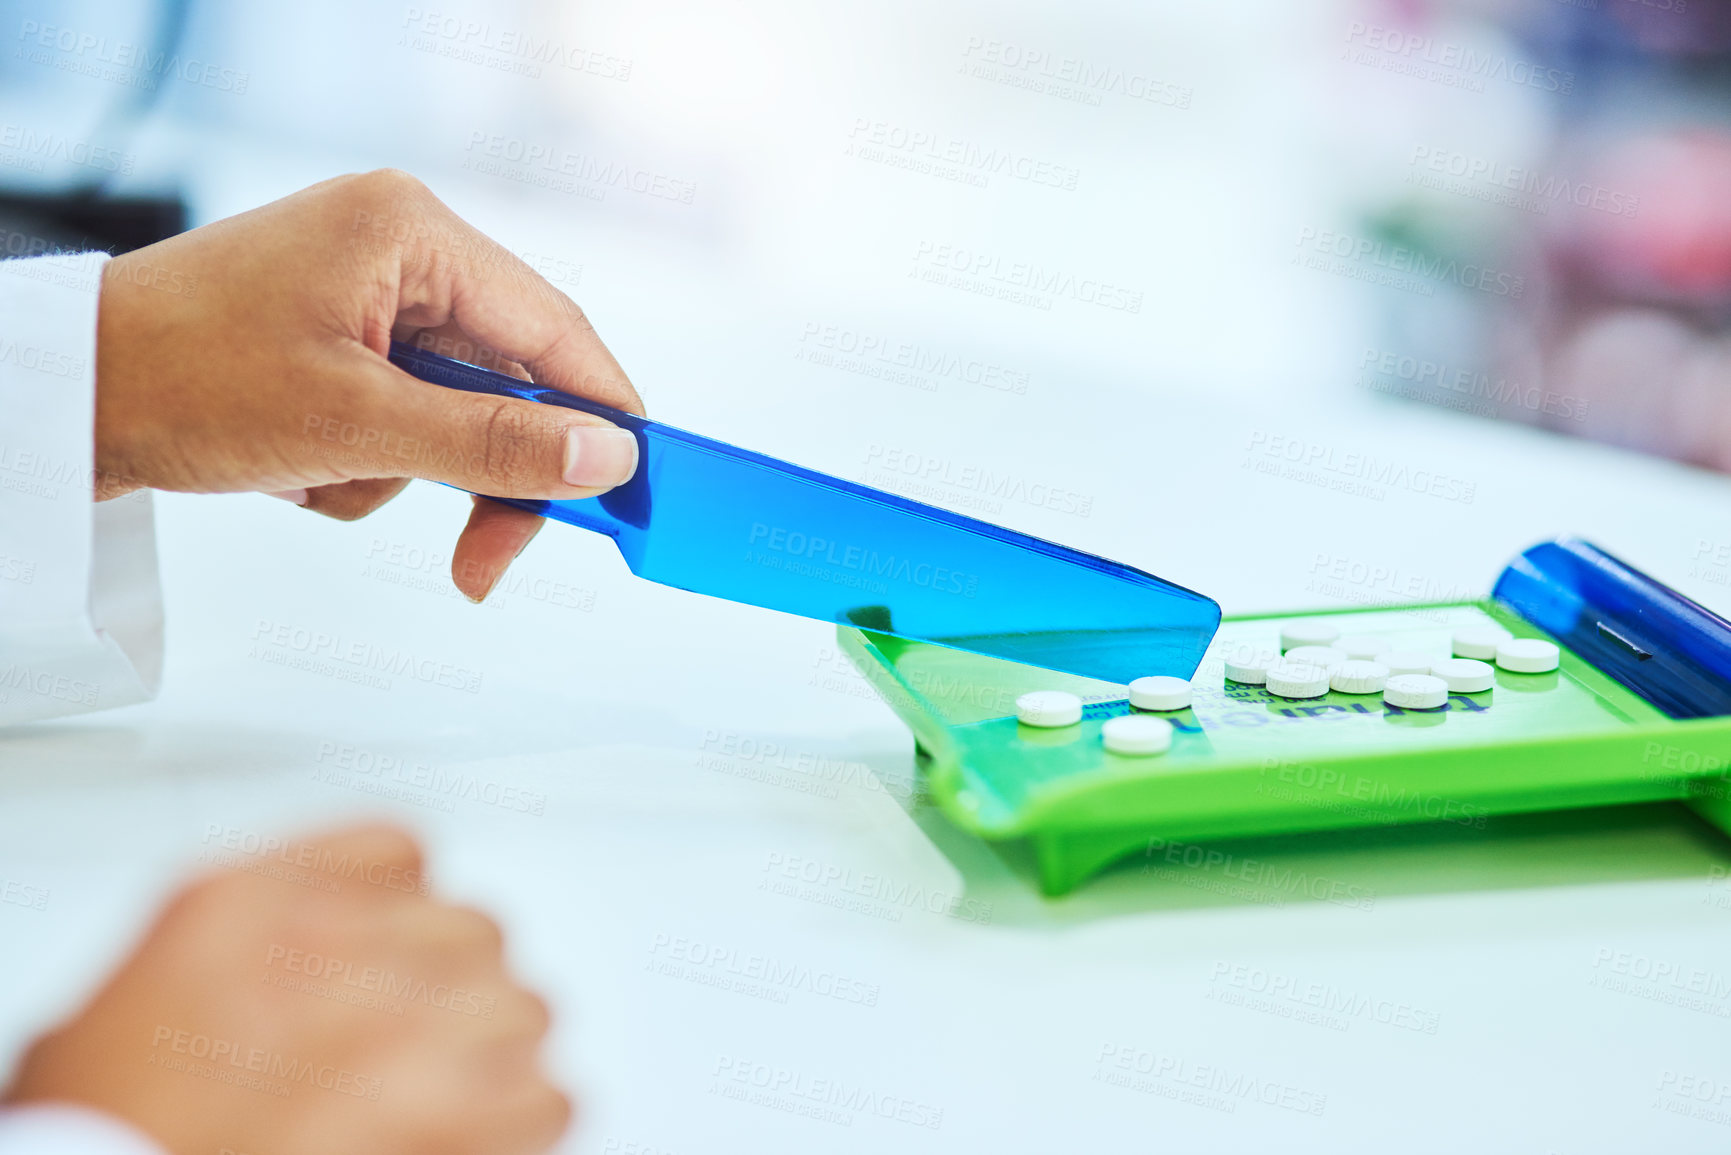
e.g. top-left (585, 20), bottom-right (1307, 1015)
top-left (379, 184), bottom-right (645, 417)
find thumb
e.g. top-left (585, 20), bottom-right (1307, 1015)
top-left (331, 355), bottom-right (640, 499)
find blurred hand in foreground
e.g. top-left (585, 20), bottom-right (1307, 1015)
top-left (5, 824), bottom-right (570, 1155)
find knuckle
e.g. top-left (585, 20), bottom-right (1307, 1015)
top-left (326, 479), bottom-right (412, 521)
top-left (476, 398), bottom-right (543, 486)
top-left (172, 871), bottom-right (245, 915)
top-left (353, 166), bottom-right (430, 204)
top-left (158, 871), bottom-right (266, 939)
top-left (511, 989), bottom-right (553, 1036)
top-left (301, 823), bottom-right (425, 891)
top-left (329, 169), bottom-right (439, 239)
top-left (546, 1087), bottom-right (575, 1135)
top-left (349, 822), bottom-right (423, 868)
top-left (305, 489), bottom-right (372, 522)
top-left (443, 904), bottom-right (505, 954)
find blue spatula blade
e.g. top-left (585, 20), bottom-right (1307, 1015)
top-left (389, 342), bottom-right (1220, 683)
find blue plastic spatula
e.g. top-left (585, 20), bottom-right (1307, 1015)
top-left (389, 341), bottom-right (1220, 683)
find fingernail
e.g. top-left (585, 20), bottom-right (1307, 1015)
top-left (268, 489), bottom-right (309, 506)
top-left (473, 562), bottom-right (507, 603)
top-left (563, 426), bottom-right (638, 489)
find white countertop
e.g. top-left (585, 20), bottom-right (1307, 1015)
top-left (7, 301), bottom-right (1731, 1150)
top-left (8, 6), bottom-right (1731, 1143)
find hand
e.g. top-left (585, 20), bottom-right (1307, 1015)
top-left (4, 825), bottom-right (570, 1155)
top-left (94, 169), bottom-right (644, 600)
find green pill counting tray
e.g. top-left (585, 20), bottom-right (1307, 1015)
top-left (840, 539), bottom-right (1731, 895)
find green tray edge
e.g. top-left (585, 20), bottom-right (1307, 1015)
top-left (838, 602), bottom-right (1731, 895)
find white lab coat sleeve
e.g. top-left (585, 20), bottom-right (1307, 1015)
top-left (0, 1104), bottom-right (167, 1155)
top-left (0, 253), bottom-right (163, 725)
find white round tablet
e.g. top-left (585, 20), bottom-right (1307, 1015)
top-left (1280, 621), bottom-right (1341, 651)
top-left (1223, 644), bottom-right (1281, 685)
top-left (1283, 645), bottom-right (1347, 671)
top-left (1496, 638), bottom-right (1561, 673)
top-left (1266, 662), bottom-right (1332, 699)
top-left (1102, 714), bottom-right (1173, 756)
top-left (1431, 657), bottom-right (1495, 693)
top-left (1452, 624), bottom-right (1513, 660)
top-left (1384, 674), bottom-right (1449, 709)
top-left (1381, 650), bottom-right (1434, 677)
top-left (1128, 675), bottom-right (1192, 711)
top-left (1330, 660), bottom-right (1390, 695)
top-left (1335, 635), bottom-right (1390, 660)
top-left (1016, 690), bottom-right (1082, 727)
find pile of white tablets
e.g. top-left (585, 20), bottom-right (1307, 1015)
top-left (1222, 620), bottom-right (1560, 710)
top-left (1010, 617), bottom-right (1563, 757)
